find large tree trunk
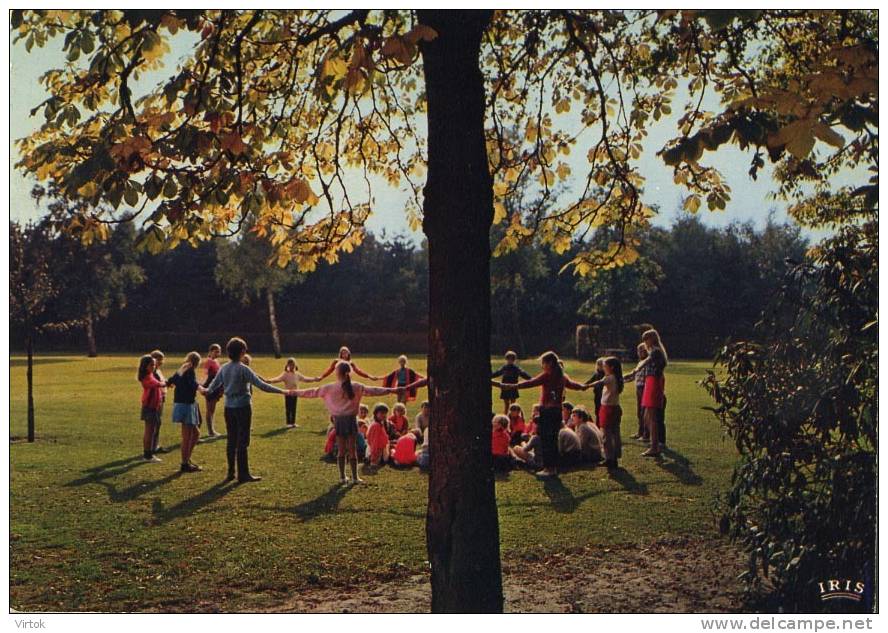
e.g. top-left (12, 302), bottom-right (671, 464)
top-left (27, 333), bottom-right (35, 443)
top-left (85, 310), bottom-right (97, 357)
top-left (418, 10), bottom-right (503, 613)
top-left (266, 287), bottom-right (282, 358)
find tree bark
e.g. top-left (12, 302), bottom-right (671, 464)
top-left (419, 10), bottom-right (503, 613)
top-left (27, 333), bottom-right (35, 443)
top-left (85, 310), bottom-right (97, 357)
top-left (266, 287), bottom-right (282, 358)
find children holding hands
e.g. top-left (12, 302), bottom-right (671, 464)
top-left (267, 357), bottom-right (321, 428)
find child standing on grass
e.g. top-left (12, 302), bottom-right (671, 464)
top-left (318, 346), bottom-right (380, 382)
top-left (382, 355), bottom-right (425, 404)
top-left (294, 362), bottom-right (402, 484)
top-left (202, 343), bottom-right (223, 438)
top-left (149, 350), bottom-right (168, 455)
top-left (585, 358), bottom-right (606, 425)
top-left (492, 351), bottom-right (591, 478)
top-left (491, 351), bottom-right (532, 414)
top-left (168, 352), bottom-right (208, 472)
top-left (366, 403), bottom-right (392, 466)
top-left (206, 337), bottom-right (294, 483)
top-left (138, 355), bottom-right (166, 462)
top-left (586, 357), bottom-right (624, 469)
top-left (625, 344), bottom-right (649, 441)
top-left (267, 358), bottom-right (321, 428)
top-left (631, 329), bottom-right (668, 457)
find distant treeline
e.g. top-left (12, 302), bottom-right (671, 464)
top-left (11, 214), bottom-right (807, 359)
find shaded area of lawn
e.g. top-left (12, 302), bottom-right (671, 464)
top-left (11, 354), bottom-right (735, 611)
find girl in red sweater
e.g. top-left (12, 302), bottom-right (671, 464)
top-left (138, 355), bottom-right (167, 462)
top-left (507, 403), bottom-right (527, 445)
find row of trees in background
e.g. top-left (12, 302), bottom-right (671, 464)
top-left (12, 209), bottom-right (807, 359)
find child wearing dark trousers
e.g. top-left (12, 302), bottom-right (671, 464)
top-left (206, 337), bottom-right (293, 483)
top-left (492, 351), bottom-right (591, 478)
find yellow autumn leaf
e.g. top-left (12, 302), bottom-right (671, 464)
top-left (77, 182), bottom-right (98, 198)
top-left (493, 201), bottom-right (507, 225)
top-left (683, 194), bottom-right (701, 213)
top-left (322, 56), bottom-right (348, 81)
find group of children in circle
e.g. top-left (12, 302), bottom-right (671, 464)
top-left (489, 328), bottom-right (669, 478)
top-left (136, 329), bottom-right (668, 484)
top-left (137, 341), bottom-right (426, 484)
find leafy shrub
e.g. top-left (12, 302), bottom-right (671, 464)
top-left (703, 220), bottom-right (877, 612)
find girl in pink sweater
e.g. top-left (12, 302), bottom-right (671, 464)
top-left (295, 361), bottom-right (401, 484)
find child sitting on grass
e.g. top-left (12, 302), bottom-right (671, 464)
top-left (528, 403), bottom-right (540, 437)
top-left (388, 403), bottom-right (410, 438)
top-left (570, 406), bottom-right (604, 465)
top-left (366, 403), bottom-right (392, 466)
top-left (392, 429), bottom-right (421, 467)
top-left (357, 403), bottom-right (371, 435)
top-left (413, 400), bottom-right (430, 433)
top-left (492, 414), bottom-right (514, 472)
top-left (507, 403), bottom-right (527, 445)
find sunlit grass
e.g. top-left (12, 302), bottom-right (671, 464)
top-left (10, 353), bottom-right (735, 611)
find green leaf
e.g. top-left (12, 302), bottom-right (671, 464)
top-left (162, 177), bottom-right (178, 198)
top-left (123, 183), bottom-right (139, 206)
top-left (81, 32), bottom-right (95, 54)
top-left (144, 175), bottom-right (163, 200)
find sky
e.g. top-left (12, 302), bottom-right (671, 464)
top-left (8, 15), bottom-right (850, 243)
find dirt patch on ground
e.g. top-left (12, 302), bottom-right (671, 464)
top-left (271, 535), bottom-right (747, 613)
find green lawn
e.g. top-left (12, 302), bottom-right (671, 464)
top-left (10, 353), bottom-right (736, 612)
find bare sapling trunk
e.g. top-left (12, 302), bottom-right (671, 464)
top-left (267, 287), bottom-right (282, 358)
top-left (27, 333), bottom-right (35, 443)
top-left (85, 310), bottom-right (97, 357)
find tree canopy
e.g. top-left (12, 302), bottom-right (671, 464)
top-left (14, 9), bottom-right (877, 271)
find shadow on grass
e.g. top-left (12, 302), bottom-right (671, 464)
top-left (150, 481), bottom-right (236, 525)
top-left (543, 477), bottom-right (580, 513)
top-left (292, 484), bottom-right (351, 521)
top-left (608, 467), bottom-right (649, 495)
top-left (259, 426), bottom-right (291, 439)
top-left (657, 447), bottom-right (703, 486)
top-left (66, 447), bottom-right (186, 503)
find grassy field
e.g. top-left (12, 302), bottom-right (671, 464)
top-left (10, 353), bottom-right (736, 612)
